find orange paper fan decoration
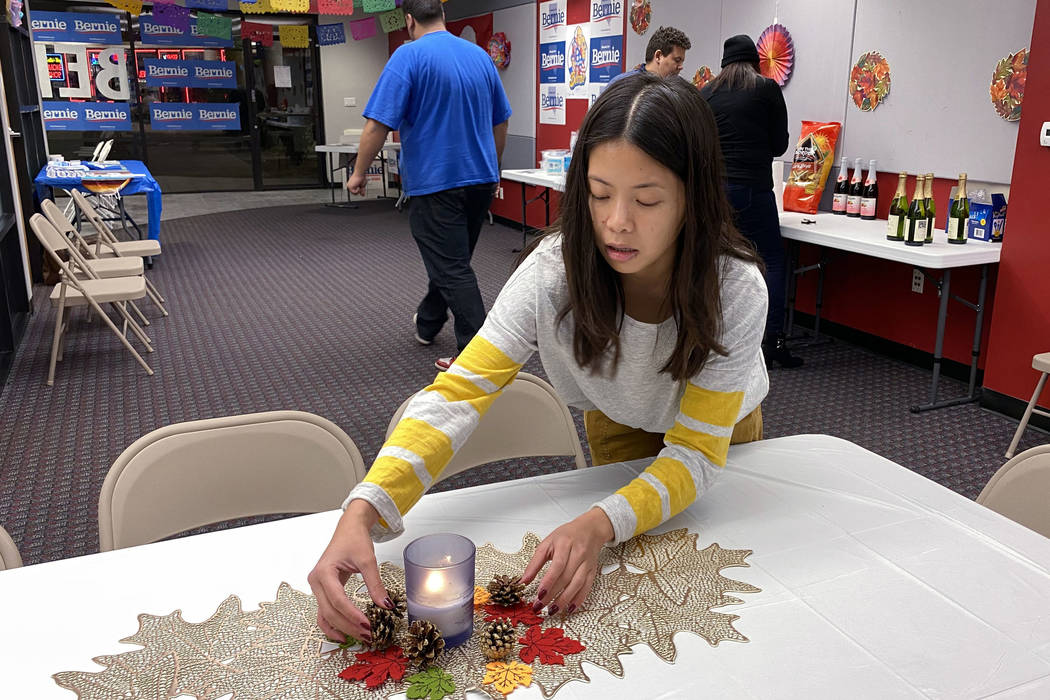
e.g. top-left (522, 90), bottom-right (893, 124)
top-left (757, 24), bottom-right (794, 86)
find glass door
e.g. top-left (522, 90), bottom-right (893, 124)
top-left (245, 29), bottom-right (322, 189)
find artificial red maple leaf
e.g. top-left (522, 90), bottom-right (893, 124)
top-left (483, 602), bottom-right (543, 627)
top-left (338, 646), bottom-right (409, 689)
top-left (517, 626), bottom-right (586, 665)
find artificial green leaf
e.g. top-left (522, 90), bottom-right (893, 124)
top-left (339, 633), bottom-right (361, 649)
top-left (405, 666), bottom-right (456, 700)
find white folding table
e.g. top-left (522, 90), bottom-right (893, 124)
top-left (316, 142), bottom-right (403, 207)
top-left (2, 435), bottom-right (1048, 698)
top-left (779, 211), bottom-right (1002, 412)
top-left (500, 168), bottom-right (565, 251)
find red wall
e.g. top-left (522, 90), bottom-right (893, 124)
top-left (491, 0), bottom-right (625, 226)
top-left (982, 0), bottom-right (1050, 403)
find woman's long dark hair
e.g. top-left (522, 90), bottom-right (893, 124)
top-left (705, 60), bottom-right (764, 93)
top-left (540, 72), bottom-right (760, 382)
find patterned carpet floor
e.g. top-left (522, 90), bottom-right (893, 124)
top-left (0, 201), bottom-right (1044, 566)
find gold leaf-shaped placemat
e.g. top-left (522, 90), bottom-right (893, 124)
top-left (54, 530), bottom-right (758, 699)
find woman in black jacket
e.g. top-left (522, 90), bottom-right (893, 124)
top-left (700, 35), bottom-right (802, 369)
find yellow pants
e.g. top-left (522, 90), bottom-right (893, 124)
top-left (583, 406), bottom-right (763, 466)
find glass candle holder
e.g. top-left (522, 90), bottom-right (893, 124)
top-left (403, 533), bottom-right (475, 648)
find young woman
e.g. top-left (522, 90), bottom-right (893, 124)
top-left (308, 73), bottom-right (769, 645)
top-left (700, 34), bottom-right (802, 368)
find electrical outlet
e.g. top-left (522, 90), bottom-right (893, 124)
top-left (911, 269), bottom-right (924, 294)
top-left (343, 97), bottom-right (356, 107)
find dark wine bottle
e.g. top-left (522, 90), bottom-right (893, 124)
top-left (832, 156), bottom-right (849, 215)
top-left (860, 159), bottom-right (878, 220)
top-left (846, 157), bottom-right (863, 217)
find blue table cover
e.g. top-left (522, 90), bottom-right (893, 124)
top-left (34, 160), bottom-right (163, 241)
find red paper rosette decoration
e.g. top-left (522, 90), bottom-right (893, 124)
top-left (630, 0), bottom-right (651, 36)
top-left (990, 48), bottom-right (1027, 121)
top-left (757, 23), bottom-right (794, 86)
top-left (487, 32), bottom-right (511, 70)
top-left (691, 65), bottom-right (713, 90)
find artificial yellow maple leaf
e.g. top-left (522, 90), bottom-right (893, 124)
top-left (482, 660), bottom-right (532, 695)
top-left (474, 585), bottom-right (492, 607)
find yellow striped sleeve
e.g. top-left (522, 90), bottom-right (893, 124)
top-left (363, 455), bottom-right (426, 513)
top-left (665, 420), bottom-right (732, 467)
top-left (615, 479), bottom-right (663, 535)
top-left (679, 384), bottom-right (744, 428)
top-left (450, 335), bottom-right (523, 390)
top-left (364, 333), bottom-right (525, 517)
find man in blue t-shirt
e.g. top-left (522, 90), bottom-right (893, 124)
top-left (348, 0), bottom-right (511, 370)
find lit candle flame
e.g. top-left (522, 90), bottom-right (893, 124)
top-left (424, 570), bottom-right (446, 594)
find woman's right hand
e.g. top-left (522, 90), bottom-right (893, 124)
top-left (307, 499), bottom-right (392, 645)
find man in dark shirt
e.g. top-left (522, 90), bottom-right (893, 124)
top-left (609, 26), bottom-right (690, 85)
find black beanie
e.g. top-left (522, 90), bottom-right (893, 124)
top-left (721, 34), bottom-right (759, 68)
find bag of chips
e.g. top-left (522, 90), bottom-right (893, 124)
top-left (783, 121), bottom-right (842, 214)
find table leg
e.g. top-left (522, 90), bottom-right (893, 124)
top-left (324, 152), bottom-right (359, 210)
top-left (911, 269), bottom-right (952, 413)
top-left (380, 152), bottom-right (389, 199)
top-left (516, 182), bottom-right (527, 253)
top-left (813, 249), bottom-right (827, 341)
top-left (966, 264), bottom-right (989, 399)
top-left (786, 241), bottom-right (798, 337)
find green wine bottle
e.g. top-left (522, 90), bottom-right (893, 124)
top-left (924, 173), bottom-right (935, 243)
top-left (947, 173), bottom-right (970, 245)
top-left (905, 175), bottom-right (928, 247)
top-left (886, 172), bottom-right (908, 241)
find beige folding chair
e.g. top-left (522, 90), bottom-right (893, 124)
top-left (98, 411), bottom-right (368, 551)
top-left (29, 214), bottom-right (153, 386)
top-left (1006, 352), bottom-right (1050, 459)
top-left (40, 199), bottom-right (151, 329)
top-left (0, 525), bottom-right (22, 570)
top-left (978, 445), bottom-right (1050, 539)
top-left (386, 372), bottom-right (587, 484)
top-left (69, 188), bottom-right (166, 314)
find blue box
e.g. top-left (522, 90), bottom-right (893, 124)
top-left (968, 192), bottom-right (1007, 243)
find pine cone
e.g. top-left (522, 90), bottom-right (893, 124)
top-left (487, 575), bottom-right (526, 607)
top-left (365, 604), bottom-right (399, 649)
top-left (403, 619), bottom-right (445, 667)
top-left (480, 618), bottom-right (517, 660)
top-left (387, 589), bottom-right (407, 618)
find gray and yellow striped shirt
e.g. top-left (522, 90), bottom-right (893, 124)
top-left (345, 233), bottom-right (769, 544)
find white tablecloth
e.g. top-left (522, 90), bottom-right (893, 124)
top-left (2, 435), bottom-right (1049, 698)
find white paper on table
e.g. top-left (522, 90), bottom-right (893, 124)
top-left (274, 65), bottom-right (292, 89)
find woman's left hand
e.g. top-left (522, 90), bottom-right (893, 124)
top-left (520, 507), bottom-right (615, 616)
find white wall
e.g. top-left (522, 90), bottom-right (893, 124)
top-left (623, 0), bottom-right (1036, 184)
top-left (318, 15), bottom-right (391, 145)
top-left (493, 3), bottom-right (536, 139)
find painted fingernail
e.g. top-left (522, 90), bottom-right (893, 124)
top-left (383, 597), bottom-right (394, 610)
top-left (532, 600), bottom-right (544, 613)
top-left (363, 622), bottom-right (371, 631)
top-left (547, 604), bottom-right (560, 615)
top-left (566, 604), bottom-right (576, 615)
top-left (537, 588), bottom-right (547, 599)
